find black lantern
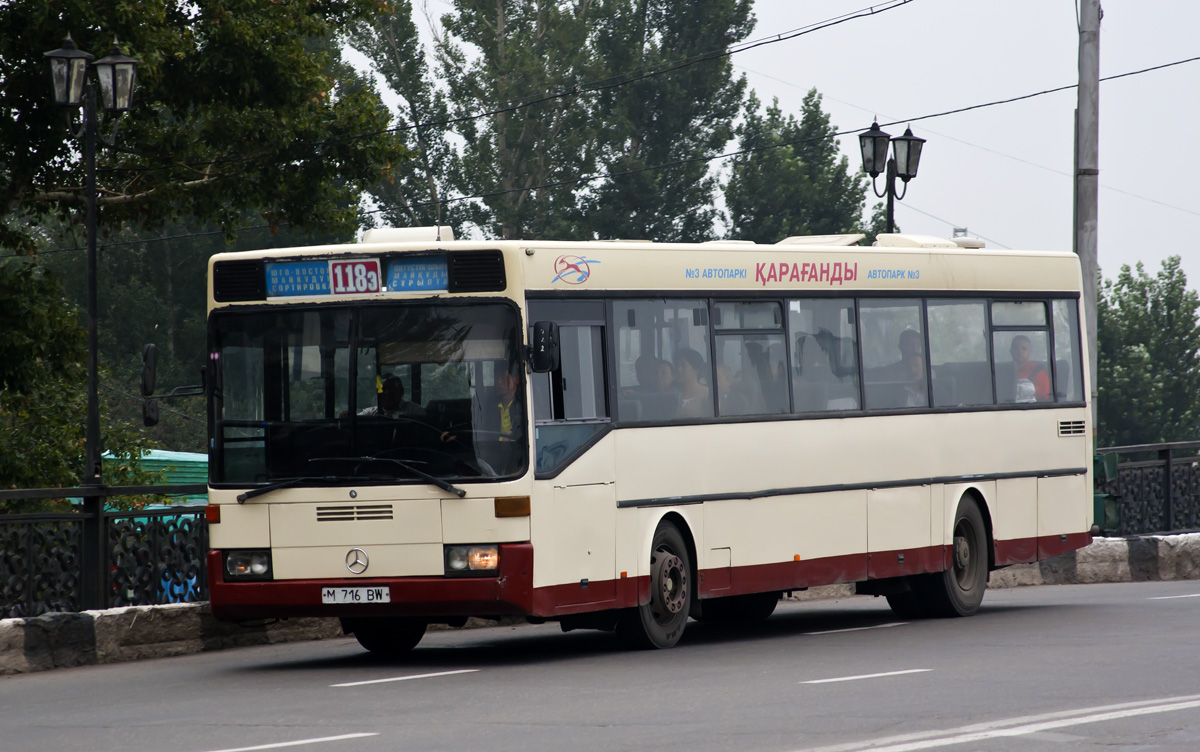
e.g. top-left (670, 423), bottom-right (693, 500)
top-left (858, 121), bottom-right (891, 179)
top-left (92, 41), bottom-right (139, 113)
top-left (861, 121), bottom-right (928, 235)
top-left (44, 34), bottom-right (94, 107)
top-left (891, 127), bottom-right (926, 182)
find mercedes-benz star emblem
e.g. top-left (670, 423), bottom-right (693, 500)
top-left (345, 548), bottom-right (369, 574)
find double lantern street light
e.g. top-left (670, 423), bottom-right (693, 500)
top-left (44, 35), bottom-right (139, 487)
top-left (858, 121), bottom-right (925, 235)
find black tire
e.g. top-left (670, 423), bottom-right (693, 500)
top-left (344, 617), bottom-right (427, 656)
top-left (617, 522), bottom-right (692, 649)
top-left (697, 591), bottom-right (780, 625)
top-left (918, 498), bottom-right (988, 617)
top-left (884, 586), bottom-right (929, 619)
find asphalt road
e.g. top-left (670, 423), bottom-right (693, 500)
top-left (4, 581), bottom-right (1200, 752)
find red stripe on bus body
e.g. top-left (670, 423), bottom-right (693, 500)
top-left (207, 533), bottom-right (1091, 621)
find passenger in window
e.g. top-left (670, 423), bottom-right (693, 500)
top-left (359, 375), bottom-right (424, 418)
top-left (762, 343), bottom-right (788, 412)
top-left (794, 334), bottom-right (831, 411)
top-left (881, 329), bottom-right (926, 407)
top-left (715, 362), bottom-right (750, 416)
top-left (625, 354), bottom-right (679, 420)
top-left (673, 348), bottom-right (713, 418)
top-left (632, 354), bottom-right (673, 394)
top-left (1010, 335), bottom-right (1050, 402)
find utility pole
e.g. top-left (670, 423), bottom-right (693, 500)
top-left (1075, 0), bottom-right (1101, 432)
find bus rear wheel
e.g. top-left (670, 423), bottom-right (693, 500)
top-left (918, 499), bottom-right (988, 617)
top-left (343, 617), bottom-right (427, 656)
top-left (617, 522), bottom-right (691, 649)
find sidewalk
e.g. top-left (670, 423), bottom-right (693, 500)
top-left (4, 532), bottom-right (1198, 676)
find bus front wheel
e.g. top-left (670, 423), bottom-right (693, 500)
top-left (919, 499), bottom-right (988, 617)
top-left (617, 522), bottom-right (691, 649)
top-left (343, 617), bottom-right (427, 656)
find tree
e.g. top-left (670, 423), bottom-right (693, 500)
top-left (0, 261), bottom-right (159, 512)
top-left (34, 213), bottom-right (356, 455)
top-left (434, 0), bottom-right (603, 240)
top-left (580, 0), bottom-right (754, 242)
top-left (1097, 257), bottom-right (1200, 446)
top-left (0, 0), bottom-right (406, 252)
top-left (724, 90), bottom-right (866, 244)
top-left (354, 0), bottom-right (756, 241)
top-left (348, 1), bottom-right (464, 231)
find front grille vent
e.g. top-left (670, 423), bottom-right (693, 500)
top-left (1058, 420), bottom-right (1086, 437)
top-left (316, 504), bottom-right (394, 522)
top-left (213, 260), bottom-right (266, 302)
top-left (447, 250), bottom-right (506, 293)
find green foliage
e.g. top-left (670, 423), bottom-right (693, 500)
top-left (0, 261), bottom-right (161, 512)
top-left (436, 0), bottom-right (604, 240)
top-left (725, 90), bottom-right (866, 244)
top-left (862, 201), bottom-right (893, 244)
top-left (354, 0), bottom-right (756, 241)
top-left (1097, 257), bottom-right (1200, 446)
top-left (0, 0), bottom-right (407, 252)
top-left (348, 1), bottom-right (464, 230)
top-left (580, 0), bottom-right (754, 242)
top-left (35, 214), bottom-right (356, 454)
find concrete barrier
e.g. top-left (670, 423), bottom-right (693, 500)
top-left (4, 532), bottom-right (1200, 676)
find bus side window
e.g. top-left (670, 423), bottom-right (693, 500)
top-left (788, 299), bottom-right (860, 412)
top-left (927, 300), bottom-right (992, 407)
top-left (614, 299), bottom-right (710, 422)
top-left (531, 321), bottom-right (610, 474)
top-left (859, 299), bottom-right (928, 410)
top-left (1052, 299), bottom-right (1084, 402)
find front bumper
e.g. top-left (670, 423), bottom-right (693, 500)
top-left (207, 543), bottom-right (534, 621)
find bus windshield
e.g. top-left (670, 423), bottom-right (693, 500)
top-left (211, 301), bottom-right (527, 487)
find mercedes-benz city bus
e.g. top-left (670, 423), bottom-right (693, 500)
top-left (204, 227), bottom-right (1092, 652)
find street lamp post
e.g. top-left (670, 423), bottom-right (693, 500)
top-left (45, 34), bottom-right (138, 609)
top-left (859, 121), bottom-right (926, 234)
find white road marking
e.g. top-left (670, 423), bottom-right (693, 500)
top-left (206, 733), bottom-right (378, 752)
top-left (1148, 593), bottom-right (1200, 600)
top-left (804, 622), bottom-right (908, 636)
top-left (792, 694), bottom-right (1200, 752)
top-left (801, 669), bottom-right (931, 685)
top-left (331, 668), bottom-right (479, 687)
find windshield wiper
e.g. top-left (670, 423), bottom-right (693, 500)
top-left (236, 473), bottom-right (394, 503)
top-left (309, 456), bottom-right (467, 498)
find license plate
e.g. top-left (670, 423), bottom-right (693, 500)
top-left (321, 586), bottom-right (391, 604)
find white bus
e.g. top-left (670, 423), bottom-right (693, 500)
top-left (205, 228), bottom-right (1092, 651)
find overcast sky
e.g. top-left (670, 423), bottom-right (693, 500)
top-left (738, 0), bottom-right (1200, 287)
top-left (367, 0), bottom-right (1199, 288)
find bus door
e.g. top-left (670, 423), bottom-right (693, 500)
top-left (529, 300), bottom-right (616, 606)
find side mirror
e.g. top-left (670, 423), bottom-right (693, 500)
top-left (143, 398), bottom-right (159, 427)
top-left (530, 321), bottom-right (560, 373)
top-left (141, 344), bottom-right (158, 397)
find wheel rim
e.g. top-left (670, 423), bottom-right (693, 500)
top-left (650, 547), bottom-right (688, 623)
top-left (952, 518), bottom-right (979, 590)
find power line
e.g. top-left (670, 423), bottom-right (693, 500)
top-left (897, 203), bottom-right (1011, 250)
top-left (375, 1), bottom-right (916, 138)
top-left (104, 384), bottom-right (205, 425)
top-left (739, 64), bottom-right (1200, 220)
top-left (374, 53), bottom-right (1200, 214)
top-left (14, 52), bottom-right (1200, 258)
top-left (98, 1), bottom-right (916, 175)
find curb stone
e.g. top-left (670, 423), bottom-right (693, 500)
top-left (4, 533), bottom-right (1200, 675)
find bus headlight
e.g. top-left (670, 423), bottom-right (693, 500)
top-left (444, 545), bottom-right (499, 576)
top-left (225, 549), bottom-right (272, 580)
